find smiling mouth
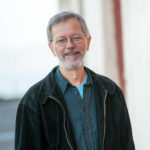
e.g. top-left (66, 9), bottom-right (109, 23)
top-left (67, 52), bottom-right (80, 56)
top-left (63, 51), bottom-right (81, 62)
top-left (63, 50), bottom-right (81, 57)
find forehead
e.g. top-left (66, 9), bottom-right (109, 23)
top-left (51, 18), bottom-right (83, 38)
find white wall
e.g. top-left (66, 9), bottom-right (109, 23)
top-left (121, 0), bottom-right (150, 149)
top-left (59, 0), bottom-right (105, 74)
top-left (59, 0), bottom-right (150, 149)
top-left (82, 0), bottom-right (105, 74)
top-left (58, 0), bottom-right (81, 13)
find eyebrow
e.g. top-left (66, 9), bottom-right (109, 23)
top-left (56, 34), bottom-right (82, 39)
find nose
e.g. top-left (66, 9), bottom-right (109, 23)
top-left (66, 38), bottom-right (75, 49)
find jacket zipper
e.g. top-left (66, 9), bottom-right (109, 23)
top-left (102, 90), bottom-right (108, 150)
top-left (49, 96), bottom-right (74, 150)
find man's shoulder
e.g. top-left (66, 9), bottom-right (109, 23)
top-left (19, 67), bottom-right (57, 107)
top-left (87, 68), bottom-right (117, 92)
top-left (87, 68), bottom-right (125, 104)
top-left (19, 77), bottom-right (46, 107)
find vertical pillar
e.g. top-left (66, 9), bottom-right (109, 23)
top-left (102, 0), bottom-right (125, 95)
top-left (113, 0), bottom-right (125, 95)
top-left (58, 0), bottom-right (81, 14)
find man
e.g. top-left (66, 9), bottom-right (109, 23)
top-left (15, 12), bottom-right (135, 150)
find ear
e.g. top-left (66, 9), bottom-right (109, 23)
top-left (86, 35), bottom-right (91, 51)
top-left (48, 43), bottom-right (56, 56)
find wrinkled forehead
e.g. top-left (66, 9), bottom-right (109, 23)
top-left (51, 18), bottom-right (84, 37)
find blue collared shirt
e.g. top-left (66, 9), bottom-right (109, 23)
top-left (54, 67), bottom-right (99, 150)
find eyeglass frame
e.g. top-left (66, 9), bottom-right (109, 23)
top-left (51, 34), bottom-right (84, 47)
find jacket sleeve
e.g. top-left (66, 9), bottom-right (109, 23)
top-left (15, 102), bottom-right (43, 150)
top-left (118, 89), bottom-right (135, 150)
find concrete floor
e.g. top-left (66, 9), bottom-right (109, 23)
top-left (0, 100), bottom-right (20, 150)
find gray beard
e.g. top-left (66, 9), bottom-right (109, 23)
top-left (59, 57), bottom-right (83, 70)
top-left (58, 49), bottom-right (85, 70)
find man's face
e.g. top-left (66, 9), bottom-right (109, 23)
top-left (49, 18), bottom-right (91, 70)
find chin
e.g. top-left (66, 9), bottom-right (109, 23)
top-left (61, 61), bottom-right (83, 70)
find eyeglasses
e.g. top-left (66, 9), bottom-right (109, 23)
top-left (52, 35), bottom-right (83, 47)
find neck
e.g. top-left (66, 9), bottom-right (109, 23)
top-left (59, 65), bottom-right (86, 86)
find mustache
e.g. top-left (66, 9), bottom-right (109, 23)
top-left (63, 49), bottom-right (81, 56)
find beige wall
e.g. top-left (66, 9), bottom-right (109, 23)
top-left (58, 0), bottom-right (120, 85)
top-left (59, 0), bottom-right (150, 149)
top-left (58, 0), bottom-right (81, 13)
top-left (121, 0), bottom-right (150, 149)
top-left (81, 0), bottom-right (105, 75)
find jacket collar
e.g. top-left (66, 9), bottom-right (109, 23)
top-left (84, 67), bottom-right (116, 95)
top-left (40, 66), bottom-right (116, 104)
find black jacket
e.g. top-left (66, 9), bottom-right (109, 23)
top-left (15, 67), bottom-right (135, 150)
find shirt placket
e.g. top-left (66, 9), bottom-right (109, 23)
top-left (83, 85), bottom-right (95, 150)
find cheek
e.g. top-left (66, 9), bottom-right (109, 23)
top-left (53, 46), bottom-right (63, 54)
top-left (55, 48), bottom-right (65, 58)
top-left (77, 42), bottom-right (86, 50)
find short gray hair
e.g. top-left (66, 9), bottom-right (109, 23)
top-left (47, 11), bottom-right (90, 43)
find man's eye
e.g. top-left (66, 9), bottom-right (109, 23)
top-left (72, 36), bottom-right (82, 41)
top-left (56, 39), bottom-right (66, 43)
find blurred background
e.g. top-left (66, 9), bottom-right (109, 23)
top-left (0, 0), bottom-right (150, 149)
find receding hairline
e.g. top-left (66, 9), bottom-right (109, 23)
top-left (47, 11), bottom-right (90, 43)
top-left (50, 15), bottom-right (84, 30)
top-left (51, 17), bottom-right (83, 31)
top-left (50, 12), bottom-right (82, 24)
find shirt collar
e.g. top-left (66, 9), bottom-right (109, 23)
top-left (84, 67), bottom-right (93, 86)
top-left (54, 67), bottom-right (69, 95)
top-left (54, 66), bottom-right (93, 95)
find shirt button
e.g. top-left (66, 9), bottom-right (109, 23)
top-left (83, 107), bottom-right (86, 112)
top-left (86, 127), bottom-right (89, 131)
